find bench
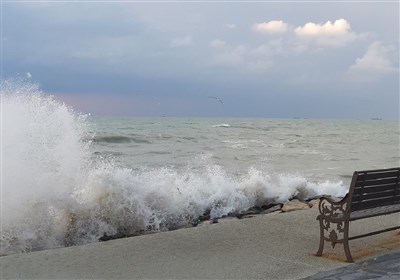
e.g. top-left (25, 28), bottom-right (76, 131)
top-left (315, 167), bottom-right (400, 262)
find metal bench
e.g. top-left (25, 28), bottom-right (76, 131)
top-left (315, 167), bottom-right (400, 262)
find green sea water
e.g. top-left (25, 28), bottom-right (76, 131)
top-left (91, 117), bottom-right (399, 185)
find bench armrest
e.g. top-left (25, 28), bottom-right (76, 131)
top-left (317, 194), bottom-right (349, 220)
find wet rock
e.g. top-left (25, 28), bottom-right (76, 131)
top-left (168, 222), bottom-right (193, 231)
top-left (260, 203), bottom-right (277, 210)
top-left (99, 232), bottom-right (128, 242)
top-left (261, 204), bottom-right (282, 214)
top-left (236, 207), bottom-right (262, 219)
top-left (281, 199), bottom-right (310, 212)
top-left (197, 209), bottom-right (212, 222)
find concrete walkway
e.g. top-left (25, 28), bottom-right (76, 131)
top-left (1, 208), bottom-right (399, 279)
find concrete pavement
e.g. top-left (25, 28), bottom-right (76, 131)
top-left (1, 208), bottom-right (399, 279)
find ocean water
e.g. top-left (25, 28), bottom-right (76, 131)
top-left (1, 79), bottom-right (399, 256)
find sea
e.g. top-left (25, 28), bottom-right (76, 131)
top-left (1, 79), bottom-right (399, 256)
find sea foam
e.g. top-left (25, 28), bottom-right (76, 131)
top-left (1, 79), bottom-right (348, 255)
top-left (1, 78), bottom-right (92, 254)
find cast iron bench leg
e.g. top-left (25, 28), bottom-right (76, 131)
top-left (343, 221), bottom-right (353, 262)
top-left (316, 218), bottom-right (324, 256)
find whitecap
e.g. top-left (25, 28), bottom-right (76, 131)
top-left (212, 123), bottom-right (231, 128)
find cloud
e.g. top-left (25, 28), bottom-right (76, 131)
top-left (170, 36), bottom-right (193, 47)
top-left (294, 19), bottom-right (361, 47)
top-left (252, 20), bottom-right (288, 34)
top-left (209, 39), bottom-right (226, 48)
top-left (348, 41), bottom-right (398, 79)
top-left (295, 19), bottom-right (350, 36)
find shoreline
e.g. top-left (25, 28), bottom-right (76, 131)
top-left (2, 207), bottom-right (399, 279)
top-left (1, 196), bottom-right (321, 256)
top-left (99, 197), bottom-right (319, 243)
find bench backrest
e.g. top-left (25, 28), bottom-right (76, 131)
top-left (349, 167), bottom-right (400, 212)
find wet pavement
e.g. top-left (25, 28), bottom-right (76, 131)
top-left (302, 250), bottom-right (400, 280)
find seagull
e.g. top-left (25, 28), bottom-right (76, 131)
top-left (208, 96), bottom-right (223, 104)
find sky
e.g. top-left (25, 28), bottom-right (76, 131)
top-left (2, 0), bottom-right (399, 119)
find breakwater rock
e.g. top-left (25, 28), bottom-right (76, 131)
top-left (98, 196), bottom-right (342, 242)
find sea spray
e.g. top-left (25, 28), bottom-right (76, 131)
top-left (1, 78), bottom-right (92, 254)
top-left (1, 78), bottom-right (348, 256)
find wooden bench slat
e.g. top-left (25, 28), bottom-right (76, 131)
top-left (353, 183), bottom-right (400, 195)
top-left (355, 167), bottom-right (400, 174)
top-left (351, 196), bottom-right (400, 211)
top-left (352, 189), bottom-right (400, 201)
top-left (355, 177), bottom-right (399, 187)
top-left (356, 169), bottom-right (400, 181)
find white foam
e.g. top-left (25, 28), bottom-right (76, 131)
top-left (212, 123), bottom-right (231, 128)
top-left (1, 78), bottom-right (92, 254)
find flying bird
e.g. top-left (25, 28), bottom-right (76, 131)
top-left (208, 96), bottom-right (223, 104)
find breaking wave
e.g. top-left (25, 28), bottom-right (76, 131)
top-left (212, 123), bottom-right (231, 128)
top-left (1, 78), bottom-right (347, 256)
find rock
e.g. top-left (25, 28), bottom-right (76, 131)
top-left (242, 215), bottom-right (257, 219)
top-left (281, 199), bottom-right (310, 212)
top-left (99, 232), bottom-right (128, 242)
top-left (198, 211), bottom-right (211, 222)
top-left (261, 204), bottom-right (282, 214)
top-left (308, 199), bottom-right (320, 208)
top-left (236, 207), bottom-right (262, 219)
top-left (168, 222), bottom-right (194, 231)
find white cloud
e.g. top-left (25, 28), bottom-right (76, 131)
top-left (295, 19), bottom-right (350, 36)
top-left (210, 39), bottom-right (226, 48)
top-left (348, 41), bottom-right (398, 79)
top-left (170, 36), bottom-right (193, 47)
top-left (253, 20), bottom-right (288, 34)
top-left (294, 19), bottom-right (361, 47)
